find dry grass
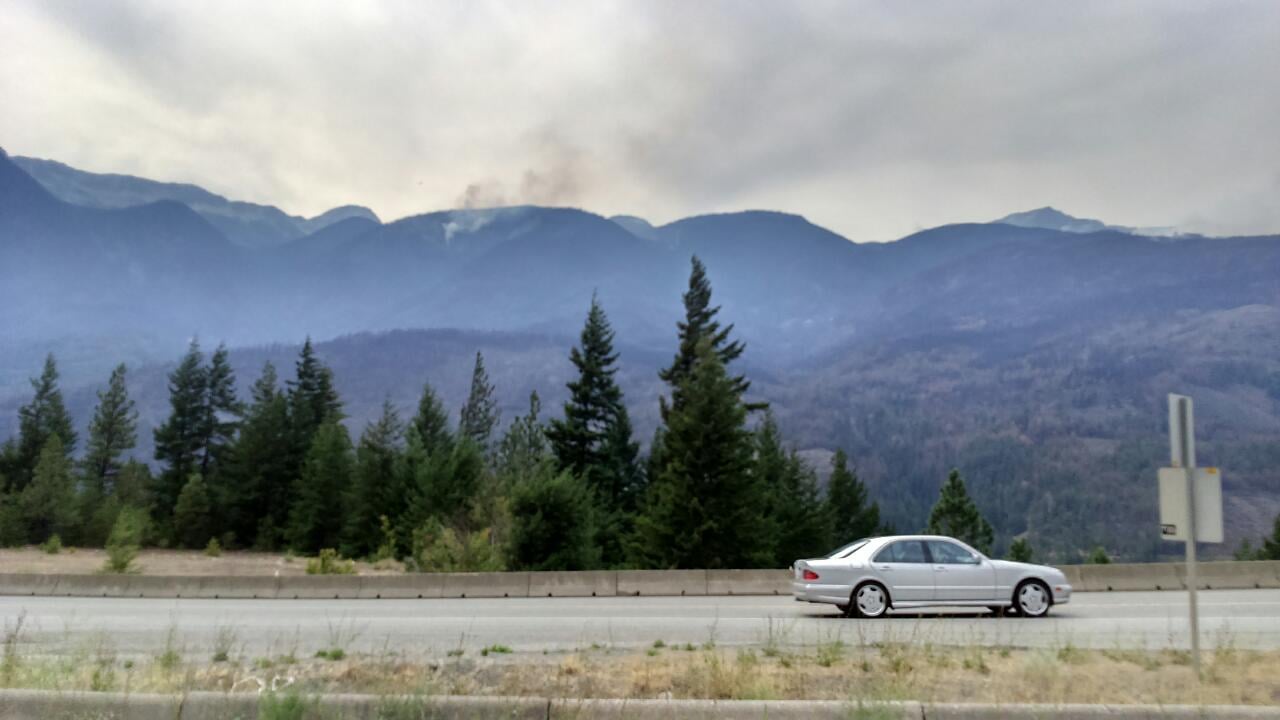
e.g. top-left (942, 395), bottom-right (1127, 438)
top-left (0, 547), bottom-right (404, 576)
top-left (2, 639), bottom-right (1277, 706)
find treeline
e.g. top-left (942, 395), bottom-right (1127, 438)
top-left (0, 257), bottom-right (885, 569)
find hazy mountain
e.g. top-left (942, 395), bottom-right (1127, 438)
top-left (12, 155), bottom-right (379, 249)
top-left (2, 151), bottom-right (1278, 559)
top-left (995, 206), bottom-right (1187, 238)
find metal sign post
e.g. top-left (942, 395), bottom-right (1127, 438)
top-left (1160, 394), bottom-right (1224, 680)
top-left (1170, 394), bottom-right (1200, 679)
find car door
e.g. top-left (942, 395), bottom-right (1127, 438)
top-left (927, 540), bottom-right (996, 602)
top-left (870, 540), bottom-right (935, 602)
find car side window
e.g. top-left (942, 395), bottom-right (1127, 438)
top-left (874, 540), bottom-right (928, 564)
top-left (928, 541), bottom-right (980, 565)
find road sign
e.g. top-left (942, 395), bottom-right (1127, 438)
top-left (1158, 467), bottom-right (1223, 543)
top-left (1168, 393), bottom-right (1194, 468)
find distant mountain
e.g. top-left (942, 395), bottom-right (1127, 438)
top-left (2, 150), bottom-right (1279, 559)
top-left (994, 206), bottom-right (1187, 238)
top-left (12, 155), bottom-right (379, 249)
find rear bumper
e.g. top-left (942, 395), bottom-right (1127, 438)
top-left (791, 581), bottom-right (850, 605)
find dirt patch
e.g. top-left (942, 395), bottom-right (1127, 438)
top-left (0, 547), bottom-right (402, 576)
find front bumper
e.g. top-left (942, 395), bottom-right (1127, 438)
top-left (1052, 582), bottom-right (1072, 605)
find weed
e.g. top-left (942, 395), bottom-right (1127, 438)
top-left (39, 534), bottom-right (62, 554)
top-left (204, 538), bottom-right (222, 557)
top-left (652, 639), bottom-right (666, 649)
top-left (259, 691), bottom-right (311, 720)
top-left (446, 649), bottom-right (464, 658)
top-left (816, 639), bottom-right (845, 668)
top-left (480, 644), bottom-right (512, 657)
top-left (682, 643), bottom-right (696, 652)
top-left (314, 648), bottom-right (346, 661)
top-left (2, 612), bottom-right (25, 684)
top-left (212, 625), bottom-right (237, 663)
top-left (306, 548), bottom-right (356, 575)
top-left (156, 626), bottom-right (181, 673)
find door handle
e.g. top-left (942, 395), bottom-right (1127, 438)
top-left (935, 565), bottom-right (948, 572)
top-left (876, 565), bottom-right (892, 571)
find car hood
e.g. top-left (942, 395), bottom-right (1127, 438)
top-left (990, 559), bottom-right (1066, 578)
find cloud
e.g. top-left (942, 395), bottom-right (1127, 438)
top-left (2, 1), bottom-right (1278, 240)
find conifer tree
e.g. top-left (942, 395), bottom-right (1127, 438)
top-left (173, 474), bottom-right (212, 549)
top-left (548, 296), bottom-right (624, 480)
top-left (224, 363), bottom-right (291, 548)
top-left (1261, 513), bottom-right (1280, 560)
top-left (498, 392), bottom-right (550, 488)
top-left (926, 469), bottom-right (994, 554)
top-left (287, 421), bottom-right (355, 553)
top-left (458, 351), bottom-right (498, 448)
top-left (82, 364), bottom-right (138, 494)
top-left (658, 257), bottom-right (753, 414)
top-left (199, 344), bottom-right (242, 477)
top-left (343, 400), bottom-right (406, 558)
top-left (1007, 537), bottom-right (1034, 563)
top-left (153, 341), bottom-right (208, 519)
top-left (21, 436), bottom-right (78, 543)
top-left (508, 461), bottom-right (599, 571)
top-left (14, 354), bottom-right (76, 490)
top-left (411, 383), bottom-right (452, 456)
top-left (826, 449), bottom-right (881, 543)
top-left (632, 341), bottom-right (771, 568)
top-left (755, 412), bottom-right (828, 565)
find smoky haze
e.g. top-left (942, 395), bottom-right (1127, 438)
top-left (2, 1), bottom-right (1278, 239)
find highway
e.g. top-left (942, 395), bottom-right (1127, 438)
top-left (4, 589), bottom-right (1278, 659)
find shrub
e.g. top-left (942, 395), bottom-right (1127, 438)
top-left (204, 538), bottom-right (222, 557)
top-left (306, 548), bottom-right (355, 575)
top-left (1087, 545), bottom-right (1111, 564)
top-left (39, 534), bottom-right (63, 554)
top-left (103, 507), bottom-right (146, 574)
top-left (410, 520), bottom-right (503, 572)
top-left (1007, 537), bottom-right (1033, 563)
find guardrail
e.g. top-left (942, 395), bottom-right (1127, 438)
top-left (1, 561), bottom-right (1277, 600)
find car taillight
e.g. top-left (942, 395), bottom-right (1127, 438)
top-left (802, 569), bottom-right (820, 581)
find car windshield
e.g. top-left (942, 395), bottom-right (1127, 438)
top-left (825, 539), bottom-right (869, 558)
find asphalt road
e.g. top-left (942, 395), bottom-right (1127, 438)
top-left (4, 589), bottom-right (1279, 659)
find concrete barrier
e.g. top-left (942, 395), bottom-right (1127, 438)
top-left (441, 571), bottom-right (531, 598)
top-left (706, 569), bottom-right (789, 596)
top-left (1067, 563), bottom-right (1183, 592)
top-left (1179, 560), bottom-right (1280, 590)
top-left (277, 575), bottom-right (365, 600)
top-left (195, 576), bottom-right (280, 599)
top-left (923, 703), bottom-right (1280, 719)
top-left (357, 574), bottom-right (447, 599)
top-left (552, 698), bottom-right (921, 719)
top-left (0, 573), bottom-right (61, 596)
top-left (617, 569), bottom-right (708, 596)
top-left (528, 571), bottom-right (618, 597)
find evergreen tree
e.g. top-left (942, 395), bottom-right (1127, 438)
top-left (287, 422), bottom-right (355, 553)
top-left (926, 469), bottom-right (995, 554)
top-left (21, 436), bottom-right (78, 543)
top-left (14, 354), bottom-right (76, 490)
top-left (508, 461), bottom-right (599, 571)
top-left (458, 352), bottom-right (498, 448)
top-left (82, 364), bottom-right (138, 494)
top-left (755, 413), bottom-right (828, 565)
top-left (411, 383), bottom-right (452, 456)
top-left (172, 474), bottom-right (212, 549)
top-left (657, 257), bottom-right (753, 414)
top-left (548, 296), bottom-right (624, 481)
top-left (223, 363), bottom-right (291, 548)
top-left (153, 340), bottom-right (208, 520)
top-left (1263, 513), bottom-right (1280, 560)
top-left (288, 338), bottom-right (343, 455)
top-left (632, 341), bottom-right (771, 569)
top-left (1007, 537), bottom-right (1034, 563)
top-left (199, 344), bottom-right (242, 477)
top-left (497, 392), bottom-right (550, 488)
top-left (343, 400), bottom-right (406, 558)
top-left (826, 449), bottom-right (881, 543)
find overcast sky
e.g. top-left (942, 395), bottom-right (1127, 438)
top-left (2, 1), bottom-right (1277, 240)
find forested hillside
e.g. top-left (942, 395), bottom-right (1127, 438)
top-left (2, 150), bottom-right (1279, 562)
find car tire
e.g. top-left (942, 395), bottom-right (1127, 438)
top-left (848, 582), bottom-right (890, 619)
top-left (1013, 580), bottom-right (1052, 618)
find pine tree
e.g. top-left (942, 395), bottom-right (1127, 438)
top-left (223, 363), bottom-right (291, 548)
top-left (287, 421), bottom-right (355, 553)
top-left (497, 392), bottom-right (550, 488)
top-left (1263, 513), bottom-right (1280, 560)
top-left (508, 461), bottom-right (600, 571)
top-left (926, 469), bottom-right (995, 554)
top-left (1007, 537), bottom-right (1034, 563)
top-left (411, 383), bottom-right (452, 456)
top-left (658, 257), bottom-right (753, 414)
top-left (288, 339), bottom-right (343, 452)
top-left (172, 474), bottom-right (212, 549)
top-left (548, 296), bottom-right (624, 481)
top-left (458, 351), bottom-right (498, 448)
top-left (21, 436), bottom-right (78, 543)
top-left (82, 364), bottom-right (138, 494)
top-left (343, 399), bottom-right (406, 558)
top-left (199, 344), bottom-right (242, 477)
top-left (153, 340), bottom-right (208, 520)
top-left (14, 354), bottom-right (77, 490)
top-left (826, 449), bottom-right (881, 543)
top-left (755, 413), bottom-right (828, 565)
top-left (632, 341), bottom-right (771, 569)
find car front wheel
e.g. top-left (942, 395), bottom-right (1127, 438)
top-left (1014, 580), bottom-right (1051, 618)
top-left (847, 582), bottom-right (890, 619)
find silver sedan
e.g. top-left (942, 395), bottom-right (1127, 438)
top-left (792, 535), bottom-right (1072, 618)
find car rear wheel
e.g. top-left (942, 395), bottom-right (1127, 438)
top-left (1014, 580), bottom-right (1051, 618)
top-left (847, 582), bottom-right (890, 618)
